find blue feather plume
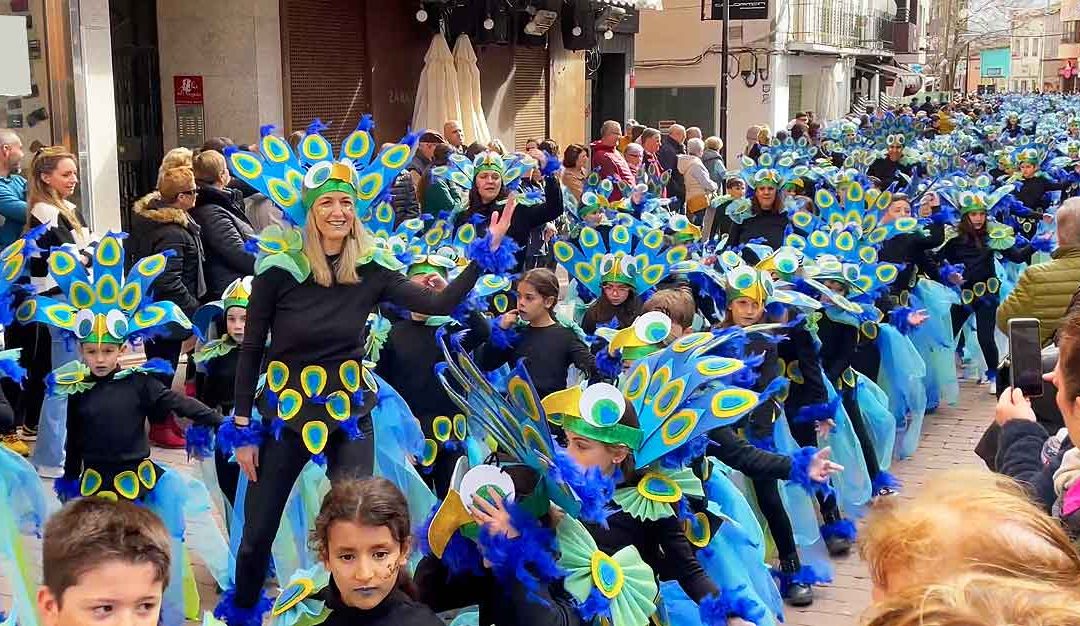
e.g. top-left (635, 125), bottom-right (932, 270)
top-left (213, 588), bottom-right (273, 626)
top-left (184, 425), bottom-right (215, 460)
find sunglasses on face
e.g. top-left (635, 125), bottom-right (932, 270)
top-left (177, 189), bottom-right (198, 197)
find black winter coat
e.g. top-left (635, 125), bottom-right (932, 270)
top-left (727, 208), bottom-right (789, 249)
top-left (190, 185), bottom-right (255, 301)
top-left (128, 193), bottom-right (205, 318)
top-left (389, 170), bottom-right (421, 226)
top-left (995, 419), bottom-right (1066, 513)
top-left (936, 231), bottom-right (1032, 287)
top-left (658, 135), bottom-right (686, 200)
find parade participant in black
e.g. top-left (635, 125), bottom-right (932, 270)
top-left (727, 155), bottom-right (807, 249)
top-left (373, 255), bottom-right (490, 498)
top-left (448, 151), bottom-right (565, 273)
top-left (877, 193), bottom-right (945, 309)
top-left (1010, 145), bottom-right (1065, 240)
top-left (938, 204), bottom-right (1036, 394)
top-left (475, 268), bottom-right (598, 400)
top-left (214, 121), bottom-right (518, 626)
top-left (867, 136), bottom-right (913, 191)
top-left (267, 478), bottom-right (445, 626)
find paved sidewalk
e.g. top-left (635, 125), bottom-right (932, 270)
top-left (786, 381), bottom-right (994, 626)
top-left (1, 382), bottom-right (996, 625)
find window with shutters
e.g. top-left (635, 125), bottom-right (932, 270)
top-left (512, 46), bottom-right (549, 150)
top-left (282, 0), bottom-right (369, 145)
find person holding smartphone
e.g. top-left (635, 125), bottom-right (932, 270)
top-left (995, 310), bottom-right (1080, 536)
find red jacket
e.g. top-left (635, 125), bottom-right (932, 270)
top-left (590, 140), bottom-right (635, 199)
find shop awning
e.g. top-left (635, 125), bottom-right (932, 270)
top-left (855, 61), bottom-right (904, 76)
top-left (596, 0), bottom-right (664, 10)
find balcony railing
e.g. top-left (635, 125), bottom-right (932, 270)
top-left (789, 0), bottom-right (896, 52)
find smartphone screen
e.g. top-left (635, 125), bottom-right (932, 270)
top-left (1008, 318), bottom-right (1043, 398)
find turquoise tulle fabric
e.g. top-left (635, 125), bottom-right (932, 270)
top-left (699, 459), bottom-right (784, 623)
top-left (821, 377), bottom-right (873, 514)
top-left (854, 371), bottom-right (896, 471)
top-left (910, 280), bottom-right (959, 410)
top-left (0, 446), bottom-right (52, 626)
top-left (143, 469), bottom-right (201, 626)
top-left (874, 325), bottom-right (927, 460)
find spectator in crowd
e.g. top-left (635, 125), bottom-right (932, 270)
top-left (487, 139), bottom-right (507, 155)
top-left (408, 131), bottom-right (445, 189)
top-left (157, 147), bottom-right (192, 184)
top-left (619, 123), bottom-right (647, 153)
top-left (0, 128), bottom-right (27, 246)
top-left (190, 150), bottom-right (256, 302)
top-left (743, 125), bottom-right (762, 159)
top-left (997, 198), bottom-right (1080, 346)
top-left (624, 142), bottom-right (644, 178)
top-left (561, 143), bottom-right (589, 203)
top-left (201, 136), bottom-right (259, 199)
top-left (863, 573), bottom-right (1080, 626)
top-left (658, 124), bottom-right (687, 207)
top-left (443, 120), bottom-right (464, 151)
top-left (995, 309), bottom-right (1080, 535)
top-left (701, 136), bottom-right (725, 188)
top-left (380, 142), bottom-right (421, 225)
top-left (788, 111), bottom-right (809, 129)
top-left (23, 147), bottom-right (93, 473)
top-left (639, 128), bottom-right (664, 182)
top-left (685, 126), bottom-right (703, 141)
top-left (747, 125), bottom-right (769, 161)
top-left (679, 137), bottom-right (718, 223)
top-left (590, 120), bottom-right (635, 197)
top-left (539, 139), bottom-right (559, 161)
top-left (859, 468), bottom-right (1080, 601)
top-left (417, 144), bottom-right (459, 216)
top-left (464, 141), bottom-right (487, 160)
top-left (808, 121), bottom-right (823, 145)
top-left (129, 165), bottom-right (204, 448)
top-left (524, 138), bottom-right (540, 152)
top-left (287, 130), bottom-right (305, 153)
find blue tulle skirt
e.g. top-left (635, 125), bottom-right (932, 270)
top-left (821, 377), bottom-right (873, 515)
top-left (855, 371), bottom-right (896, 470)
top-left (874, 325), bottom-right (927, 460)
top-left (910, 280), bottom-right (959, 410)
top-left (0, 446), bottom-right (53, 626)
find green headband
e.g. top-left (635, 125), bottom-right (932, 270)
top-left (562, 414), bottom-right (643, 450)
top-left (301, 178), bottom-right (357, 210)
top-left (408, 262), bottom-right (450, 278)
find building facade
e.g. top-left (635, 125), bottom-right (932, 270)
top-left (6, 0), bottom-right (653, 232)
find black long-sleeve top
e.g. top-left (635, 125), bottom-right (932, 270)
top-left (196, 347), bottom-right (239, 414)
top-left (709, 427), bottom-right (792, 480)
top-left (414, 556), bottom-right (581, 626)
top-left (777, 320), bottom-right (828, 417)
top-left (877, 223), bottom-right (946, 297)
top-left (319, 583), bottom-right (443, 626)
top-left (454, 175), bottom-right (564, 272)
top-left (815, 313), bottom-right (859, 385)
top-left (936, 233), bottom-right (1033, 287)
top-left (726, 209), bottom-right (789, 249)
top-left (475, 324), bottom-right (597, 400)
top-left (1013, 175), bottom-right (1065, 215)
top-left (234, 257), bottom-right (480, 418)
top-left (584, 510), bottom-right (718, 602)
top-left (64, 370), bottom-right (221, 479)
top-left (374, 313), bottom-right (490, 421)
top-left (867, 157), bottom-right (913, 190)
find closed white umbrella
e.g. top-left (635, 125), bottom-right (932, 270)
top-left (816, 64), bottom-right (840, 124)
top-left (453, 35), bottom-right (491, 146)
top-left (412, 34), bottom-right (462, 134)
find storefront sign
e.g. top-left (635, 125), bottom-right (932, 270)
top-left (173, 75), bottom-right (205, 149)
top-left (0, 16), bottom-right (31, 96)
top-left (703, 0), bottom-right (768, 21)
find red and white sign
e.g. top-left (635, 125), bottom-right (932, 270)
top-left (173, 75), bottom-right (204, 105)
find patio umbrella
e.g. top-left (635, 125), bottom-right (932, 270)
top-left (453, 35), bottom-right (491, 146)
top-left (412, 34), bottom-right (462, 134)
top-left (816, 64), bottom-right (841, 124)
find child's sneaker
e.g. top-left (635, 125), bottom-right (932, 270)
top-left (17, 425), bottom-right (36, 441)
top-left (36, 465), bottom-right (63, 479)
top-left (2, 433), bottom-right (29, 456)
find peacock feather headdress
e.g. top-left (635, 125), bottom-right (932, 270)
top-left (430, 151), bottom-right (547, 208)
top-left (16, 232), bottom-right (191, 344)
top-left (738, 152), bottom-right (809, 191)
top-left (553, 224), bottom-right (689, 300)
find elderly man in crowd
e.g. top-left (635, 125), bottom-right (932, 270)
top-left (443, 120), bottom-right (464, 151)
top-left (997, 198), bottom-right (1080, 346)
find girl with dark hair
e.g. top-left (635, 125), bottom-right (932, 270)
top-left (938, 208), bottom-right (1035, 393)
top-left (475, 268), bottom-right (597, 400)
top-left (270, 478), bottom-right (443, 626)
top-left (561, 144), bottom-right (589, 203)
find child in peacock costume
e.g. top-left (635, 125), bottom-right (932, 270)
top-left (13, 231), bottom-right (231, 626)
top-left (1007, 138), bottom-right (1068, 241)
top-left (213, 116), bottom-right (518, 626)
top-left (553, 222), bottom-right (688, 334)
top-left (935, 185), bottom-right (1046, 393)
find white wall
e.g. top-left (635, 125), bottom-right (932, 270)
top-left (157, 0), bottom-right (283, 148)
top-left (74, 0), bottom-right (121, 231)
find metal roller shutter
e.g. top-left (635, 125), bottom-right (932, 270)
top-left (512, 46), bottom-right (549, 150)
top-left (282, 0), bottom-right (369, 145)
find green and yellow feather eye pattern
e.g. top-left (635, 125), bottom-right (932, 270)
top-left (299, 133), bottom-right (332, 166)
top-left (47, 249), bottom-right (89, 297)
top-left (138, 460), bottom-right (157, 489)
top-left (114, 471), bottom-right (140, 500)
top-left (300, 365), bottom-right (327, 398)
top-left (341, 129), bottom-right (373, 164)
top-left (325, 391), bottom-right (351, 421)
top-left (302, 420), bottom-right (329, 455)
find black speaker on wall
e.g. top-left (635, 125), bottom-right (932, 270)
top-left (561, 1), bottom-right (596, 50)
